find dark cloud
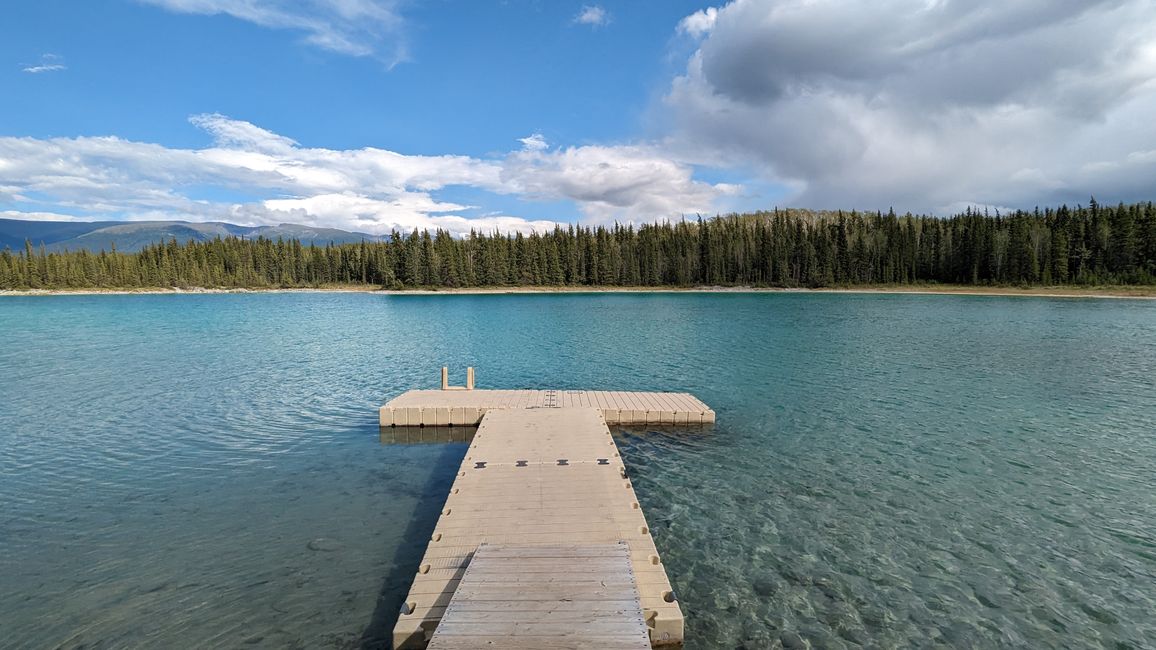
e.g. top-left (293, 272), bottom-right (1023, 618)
top-left (666, 0), bottom-right (1156, 212)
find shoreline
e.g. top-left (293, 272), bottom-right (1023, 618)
top-left (3, 285), bottom-right (1155, 300)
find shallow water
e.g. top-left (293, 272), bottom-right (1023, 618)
top-left (1, 293), bottom-right (1154, 649)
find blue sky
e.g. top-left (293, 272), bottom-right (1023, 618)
top-left (6, 1), bottom-right (697, 149)
top-left (3, 1), bottom-right (1156, 234)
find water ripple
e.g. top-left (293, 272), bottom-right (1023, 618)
top-left (1, 293), bottom-right (1154, 648)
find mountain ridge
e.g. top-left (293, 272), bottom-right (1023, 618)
top-left (0, 218), bottom-right (386, 252)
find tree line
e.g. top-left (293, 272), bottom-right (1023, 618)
top-left (3, 200), bottom-right (1155, 290)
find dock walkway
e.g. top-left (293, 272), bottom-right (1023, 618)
top-left (391, 405), bottom-right (691, 648)
top-left (426, 542), bottom-right (651, 649)
top-left (380, 389), bottom-right (715, 427)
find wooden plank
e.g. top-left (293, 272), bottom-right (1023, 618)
top-left (433, 620), bottom-right (649, 635)
top-left (441, 609), bottom-right (645, 623)
top-left (423, 600), bottom-right (643, 614)
top-left (426, 543), bottom-right (650, 650)
top-left (427, 637), bottom-right (652, 650)
top-left (448, 584), bottom-right (643, 601)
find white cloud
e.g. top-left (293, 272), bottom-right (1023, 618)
top-left (189, 113), bottom-right (299, 153)
top-left (664, 0), bottom-right (1156, 212)
top-left (518, 133), bottom-right (549, 152)
top-left (259, 194), bottom-right (556, 235)
top-left (1, 211), bottom-right (84, 222)
top-left (677, 7), bottom-right (717, 38)
top-left (0, 114), bottom-right (735, 235)
top-left (22, 54), bottom-right (66, 74)
top-left (502, 143), bottom-right (735, 221)
top-left (139, 0), bottom-right (407, 61)
top-left (574, 5), bottom-right (609, 27)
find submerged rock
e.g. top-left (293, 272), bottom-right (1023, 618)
top-left (307, 538), bottom-right (341, 552)
top-left (752, 573), bottom-right (781, 597)
top-left (780, 630), bottom-right (808, 649)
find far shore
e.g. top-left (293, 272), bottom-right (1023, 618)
top-left (3, 284), bottom-right (1156, 300)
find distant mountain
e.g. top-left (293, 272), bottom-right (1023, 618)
top-left (0, 218), bottom-right (385, 253)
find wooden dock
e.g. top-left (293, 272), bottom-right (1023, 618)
top-left (380, 389), bottom-right (715, 427)
top-left (389, 390), bottom-right (705, 649)
top-left (425, 543), bottom-right (652, 649)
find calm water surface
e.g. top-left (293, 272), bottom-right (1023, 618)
top-left (1, 293), bottom-right (1154, 649)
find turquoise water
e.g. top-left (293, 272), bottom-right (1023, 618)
top-left (1, 293), bottom-right (1155, 649)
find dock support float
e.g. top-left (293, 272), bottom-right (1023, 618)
top-left (380, 377), bottom-right (715, 429)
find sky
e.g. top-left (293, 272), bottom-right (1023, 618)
top-left (2, 0), bottom-right (1156, 235)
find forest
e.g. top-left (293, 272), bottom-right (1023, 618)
top-left (2, 200), bottom-right (1155, 290)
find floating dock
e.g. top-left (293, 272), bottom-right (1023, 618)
top-left (389, 371), bottom-right (709, 649)
top-left (380, 389), bottom-right (715, 427)
top-left (425, 542), bottom-right (651, 649)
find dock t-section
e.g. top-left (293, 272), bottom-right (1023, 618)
top-left (388, 396), bottom-right (708, 649)
top-left (380, 389), bottom-right (715, 427)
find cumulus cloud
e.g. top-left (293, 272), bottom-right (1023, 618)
top-left (139, 0), bottom-right (406, 61)
top-left (677, 7), bottom-right (717, 38)
top-left (573, 5), bottom-right (609, 27)
top-left (0, 114), bottom-right (734, 234)
top-left (503, 143), bottom-right (736, 221)
top-left (258, 194), bottom-right (557, 235)
top-left (22, 54), bottom-right (66, 74)
top-left (664, 0), bottom-right (1156, 212)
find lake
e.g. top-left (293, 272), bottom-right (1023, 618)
top-left (1, 292), bottom-right (1154, 649)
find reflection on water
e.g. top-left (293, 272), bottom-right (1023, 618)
top-left (1, 292), bottom-right (1155, 649)
top-left (379, 427), bottom-right (477, 445)
top-left (616, 423), bottom-right (719, 441)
